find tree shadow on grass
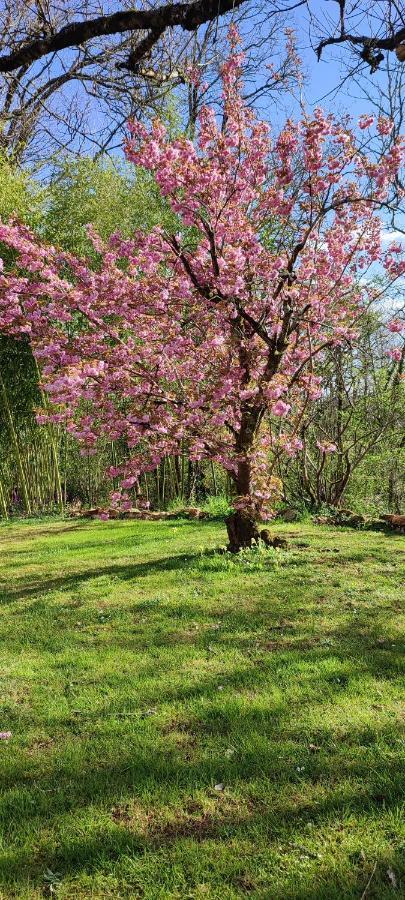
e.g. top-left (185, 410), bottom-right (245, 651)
top-left (0, 527), bottom-right (403, 895)
top-left (0, 528), bottom-right (334, 605)
top-left (0, 550), bottom-right (218, 605)
top-left (0, 707), bottom-right (402, 895)
top-left (0, 522), bottom-right (87, 543)
top-left (1, 558), bottom-right (403, 693)
top-left (0, 618), bottom-right (402, 896)
top-left (0, 525), bottom-right (172, 560)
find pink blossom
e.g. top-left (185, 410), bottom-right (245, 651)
top-left (121, 476), bottom-right (137, 489)
top-left (388, 319), bottom-right (404, 334)
top-left (359, 115), bottom-right (374, 130)
top-left (377, 116), bottom-right (394, 136)
top-left (272, 400), bottom-right (291, 417)
top-left (317, 441), bottom-right (338, 453)
top-left (388, 348), bottom-right (402, 361)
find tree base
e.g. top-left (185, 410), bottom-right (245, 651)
top-left (225, 513), bottom-right (289, 552)
top-left (225, 511), bottom-right (260, 552)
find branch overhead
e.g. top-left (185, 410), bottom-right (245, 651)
top-left (0, 0), bottom-right (247, 74)
top-left (1, 0), bottom-right (404, 168)
top-left (316, 26), bottom-right (405, 72)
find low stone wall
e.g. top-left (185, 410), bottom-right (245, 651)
top-left (313, 509), bottom-right (404, 532)
top-left (69, 506), bottom-right (209, 521)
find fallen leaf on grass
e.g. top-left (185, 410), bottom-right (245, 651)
top-left (43, 869), bottom-right (62, 894)
top-left (387, 868), bottom-right (397, 889)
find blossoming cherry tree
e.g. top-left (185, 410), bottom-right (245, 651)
top-left (0, 29), bottom-right (403, 549)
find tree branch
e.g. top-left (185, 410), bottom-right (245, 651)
top-left (0, 0), bottom-right (247, 74)
top-left (316, 26), bottom-right (405, 67)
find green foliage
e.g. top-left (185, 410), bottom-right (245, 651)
top-left (279, 323), bottom-right (404, 515)
top-left (0, 518), bottom-right (403, 898)
top-left (275, 499), bottom-right (313, 521)
top-left (195, 541), bottom-right (284, 573)
top-left (0, 336), bottom-right (40, 418)
top-left (201, 493), bottom-right (232, 518)
top-left (166, 496), bottom-right (189, 512)
top-left (0, 159), bottom-right (53, 517)
top-left (42, 155), bottom-right (177, 256)
top-left (344, 443), bottom-right (405, 515)
top-left (0, 336), bottom-right (62, 516)
top-left (0, 154), bottom-right (43, 225)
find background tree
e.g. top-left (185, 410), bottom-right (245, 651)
top-left (313, 0), bottom-right (405, 72)
top-left (0, 155), bottom-right (60, 516)
top-left (0, 0), bottom-right (292, 165)
top-left (277, 315), bottom-right (405, 511)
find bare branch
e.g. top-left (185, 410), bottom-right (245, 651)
top-left (0, 1), bottom-right (247, 73)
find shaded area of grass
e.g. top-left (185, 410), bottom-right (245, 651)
top-left (0, 517), bottom-right (404, 899)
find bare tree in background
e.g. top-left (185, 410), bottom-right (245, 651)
top-left (0, 0), bottom-right (302, 166)
top-left (313, 0), bottom-right (405, 72)
top-left (0, 0), bottom-right (403, 77)
top-left (307, 1), bottom-right (405, 230)
top-left (0, 1), bottom-right (403, 167)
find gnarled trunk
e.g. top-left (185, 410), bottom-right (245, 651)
top-left (224, 400), bottom-right (265, 551)
top-left (226, 450), bottom-right (260, 552)
top-left (225, 509), bottom-right (260, 552)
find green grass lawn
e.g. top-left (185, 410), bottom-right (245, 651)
top-left (0, 517), bottom-right (404, 899)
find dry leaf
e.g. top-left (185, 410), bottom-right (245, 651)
top-left (387, 868), bottom-right (397, 889)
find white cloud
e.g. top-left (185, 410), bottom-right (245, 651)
top-left (380, 229), bottom-right (405, 243)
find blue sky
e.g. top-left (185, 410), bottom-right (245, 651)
top-left (40, 0), bottom-right (400, 157)
top-left (22, 0), bottom-right (403, 247)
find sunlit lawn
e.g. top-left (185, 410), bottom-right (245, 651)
top-left (0, 517), bottom-right (404, 899)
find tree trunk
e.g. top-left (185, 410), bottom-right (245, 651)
top-left (0, 475), bottom-right (8, 519)
top-left (225, 509), bottom-right (260, 552)
top-left (225, 404), bottom-right (264, 552)
top-left (226, 452), bottom-right (260, 552)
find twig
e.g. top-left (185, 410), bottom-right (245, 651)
top-left (360, 861), bottom-right (377, 900)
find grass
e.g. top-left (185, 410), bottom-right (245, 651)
top-left (0, 517), bottom-right (403, 900)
